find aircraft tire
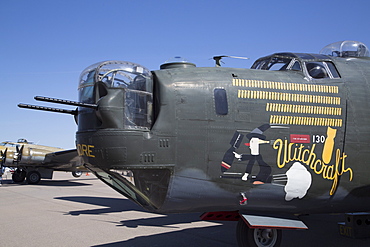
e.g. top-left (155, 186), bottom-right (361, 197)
top-left (72, 171), bottom-right (82, 178)
top-left (12, 169), bottom-right (26, 183)
top-left (26, 171), bottom-right (41, 184)
top-left (236, 219), bottom-right (282, 247)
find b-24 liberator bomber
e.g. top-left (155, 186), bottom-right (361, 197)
top-left (0, 139), bottom-right (84, 184)
top-left (19, 41), bottom-right (370, 246)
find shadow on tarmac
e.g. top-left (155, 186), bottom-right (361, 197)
top-left (55, 196), bottom-right (208, 229)
top-left (55, 196), bottom-right (370, 247)
top-left (55, 196), bottom-right (141, 215)
top-left (92, 214), bottom-right (370, 247)
top-left (93, 223), bottom-right (237, 247)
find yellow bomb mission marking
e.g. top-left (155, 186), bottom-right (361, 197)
top-left (273, 139), bottom-right (353, 195)
top-left (77, 144), bottom-right (95, 158)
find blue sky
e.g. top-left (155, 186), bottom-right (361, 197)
top-left (1, 0), bottom-right (369, 149)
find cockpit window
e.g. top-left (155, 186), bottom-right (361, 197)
top-left (251, 53), bottom-right (341, 80)
top-left (251, 56), bottom-right (301, 71)
top-left (252, 58), bottom-right (269, 70)
top-left (326, 62), bottom-right (340, 78)
top-left (305, 61), bottom-right (340, 79)
top-left (268, 57), bottom-right (292, 70)
top-left (291, 61), bottom-right (301, 71)
top-left (306, 62), bottom-right (328, 79)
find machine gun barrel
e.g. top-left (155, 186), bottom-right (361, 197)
top-left (34, 96), bottom-right (98, 109)
top-left (18, 103), bottom-right (78, 115)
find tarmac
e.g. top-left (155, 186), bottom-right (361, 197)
top-left (1, 171), bottom-right (370, 247)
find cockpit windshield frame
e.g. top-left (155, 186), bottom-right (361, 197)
top-left (251, 53), bottom-right (341, 80)
top-left (251, 54), bottom-right (302, 72)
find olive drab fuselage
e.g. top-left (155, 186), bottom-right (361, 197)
top-left (75, 48), bottom-right (370, 215)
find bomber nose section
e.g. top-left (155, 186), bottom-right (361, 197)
top-left (75, 61), bottom-right (172, 211)
top-left (77, 60), bottom-right (153, 131)
top-left (76, 61), bottom-right (154, 171)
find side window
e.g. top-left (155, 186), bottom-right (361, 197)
top-left (305, 61), bottom-right (340, 79)
top-left (306, 62), bottom-right (328, 79)
top-left (214, 88), bottom-right (228, 115)
top-left (291, 61), bottom-right (301, 71)
top-left (326, 62), bottom-right (340, 78)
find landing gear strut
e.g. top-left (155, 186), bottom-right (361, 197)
top-left (236, 219), bottom-right (282, 247)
